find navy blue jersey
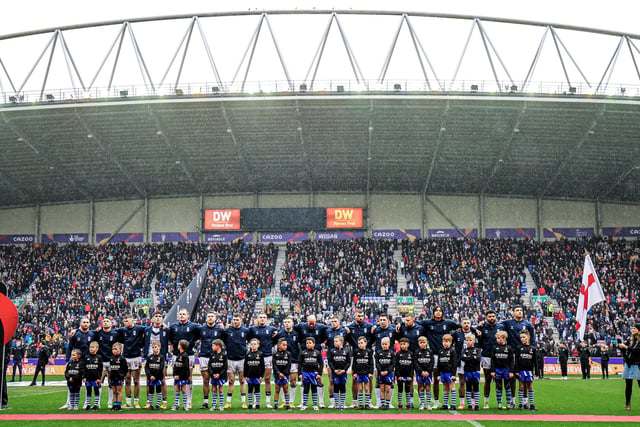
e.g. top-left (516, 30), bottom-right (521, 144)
top-left (199, 324), bottom-right (225, 357)
top-left (461, 347), bottom-right (482, 372)
top-left (420, 319), bottom-right (461, 354)
top-left (109, 355), bottom-right (128, 382)
top-left (477, 321), bottom-right (504, 357)
top-left (145, 353), bottom-right (166, 381)
top-left (67, 329), bottom-right (95, 360)
top-left (375, 349), bottom-right (395, 374)
top-left (437, 347), bottom-right (458, 374)
top-left (515, 344), bottom-right (536, 371)
top-left (328, 347), bottom-right (351, 372)
top-left (395, 349), bottom-right (414, 377)
top-left (244, 350), bottom-right (265, 379)
top-left (294, 322), bottom-right (329, 351)
top-left (346, 321), bottom-right (374, 349)
top-left (352, 347), bottom-right (374, 375)
top-left (490, 344), bottom-right (515, 371)
top-left (272, 349), bottom-right (292, 377)
top-left (325, 326), bottom-right (347, 351)
top-left (396, 323), bottom-right (424, 352)
top-left (414, 348), bottom-right (435, 375)
top-left (372, 326), bottom-right (397, 353)
top-left (65, 359), bottom-right (84, 385)
top-left (272, 328), bottom-right (301, 362)
top-left (247, 324), bottom-right (278, 357)
top-left (221, 326), bottom-right (249, 361)
top-left (168, 321), bottom-right (201, 356)
top-left (299, 348), bottom-right (323, 373)
top-left (144, 325), bottom-right (169, 357)
top-left (173, 351), bottom-right (190, 381)
top-left (84, 354), bottom-right (103, 382)
top-left (454, 328), bottom-right (479, 364)
top-left (116, 325), bottom-right (146, 359)
top-left (501, 319), bottom-right (536, 349)
top-left (94, 328), bottom-right (118, 361)
top-left (207, 352), bottom-right (228, 380)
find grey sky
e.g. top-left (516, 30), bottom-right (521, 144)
top-left (0, 0), bottom-right (635, 96)
top-left (1, 0), bottom-right (634, 36)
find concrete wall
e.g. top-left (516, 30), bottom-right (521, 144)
top-left (2, 194), bottom-right (640, 241)
top-left (0, 207), bottom-right (36, 233)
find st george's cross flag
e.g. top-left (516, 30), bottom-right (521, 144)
top-left (576, 254), bottom-right (606, 341)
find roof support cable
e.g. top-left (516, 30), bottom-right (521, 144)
top-left (159, 17), bottom-right (195, 89)
top-left (596, 36), bottom-right (624, 94)
top-left (625, 37), bottom-right (640, 83)
top-left (549, 27), bottom-right (592, 91)
top-left (264, 13), bottom-right (294, 91)
top-left (38, 31), bottom-right (59, 102)
top-left (194, 16), bottom-right (225, 92)
top-left (476, 19), bottom-right (515, 89)
top-left (16, 31), bottom-right (56, 96)
top-left (405, 15), bottom-right (442, 90)
top-left (58, 31), bottom-right (87, 95)
top-left (450, 19), bottom-right (479, 91)
top-left (522, 26), bottom-right (550, 92)
top-left (87, 23), bottom-right (126, 92)
top-left (334, 13), bottom-right (367, 88)
top-left (378, 14), bottom-right (405, 84)
top-left (125, 22), bottom-right (156, 93)
top-left (305, 13), bottom-right (335, 90)
top-left (229, 14), bottom-right (265, 93)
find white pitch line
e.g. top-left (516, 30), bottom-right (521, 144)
top-left (452, 410), bottom-right (485, 427)
top-left (9, 389), bottom-right (65, 399)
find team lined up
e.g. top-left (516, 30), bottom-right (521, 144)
top-left (61, 302), bottom-right (541, 412)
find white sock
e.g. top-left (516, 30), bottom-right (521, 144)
top-left (375, 388), bottom-right (381, 405)
top-left (290, 385), bottom-right (297, 406)
top-left (317, 386), bottom-right (324, 405)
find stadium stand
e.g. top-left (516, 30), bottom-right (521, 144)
top-left (279, 239), bottom-right (398, 321)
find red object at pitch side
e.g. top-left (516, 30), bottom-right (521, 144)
top-left (0, 292), bottom-right (18, 345)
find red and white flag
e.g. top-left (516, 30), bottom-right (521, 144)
top-left (576, 254), bottom-right (606, 341)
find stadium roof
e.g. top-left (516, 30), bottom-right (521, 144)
top-left (1, 10), bottom-right (640, 208)
top-left (1, 91), bottom-right (639, 208)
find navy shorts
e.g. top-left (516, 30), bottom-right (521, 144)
top-left (332, 373), bottom-right (347, 385)
top-left (377, 372), bottom-right (394, 385)
top-left (274, 376), bottom-right (289, 385)
top-left (301, 371), bottom-right (318, 385)
top-left (439, 372), bottom-right (455, 383)
top-left (518, 370), bottom-right (534, 382)
top-left (494, 367), bottom-right (510, 381)
top-left (210, 378), bottom-right (226, 386)
top-left (464, 371), bottom-right (480, 384)
top-left (354, 374), bottom-right (370, 383)
top-left (416, 373), bottom-right (432, 384)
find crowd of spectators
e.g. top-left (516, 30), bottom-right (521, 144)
top-left (2, 241), bottom-right (279, 357)
top-left (3, 235), bottom-right (640, 359)
top-left (279, 239), bottom-right (398, 321)
top-left (402, 238), bottom-right (529, 323)
top-left (152, 243), bottom-right (213, 314)
top-left (528, 236), bottom-right (640, 353)
top-left (7, 243), bottom-right (160, 356)
top-left (193, 242), bottom-right (278, 324)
